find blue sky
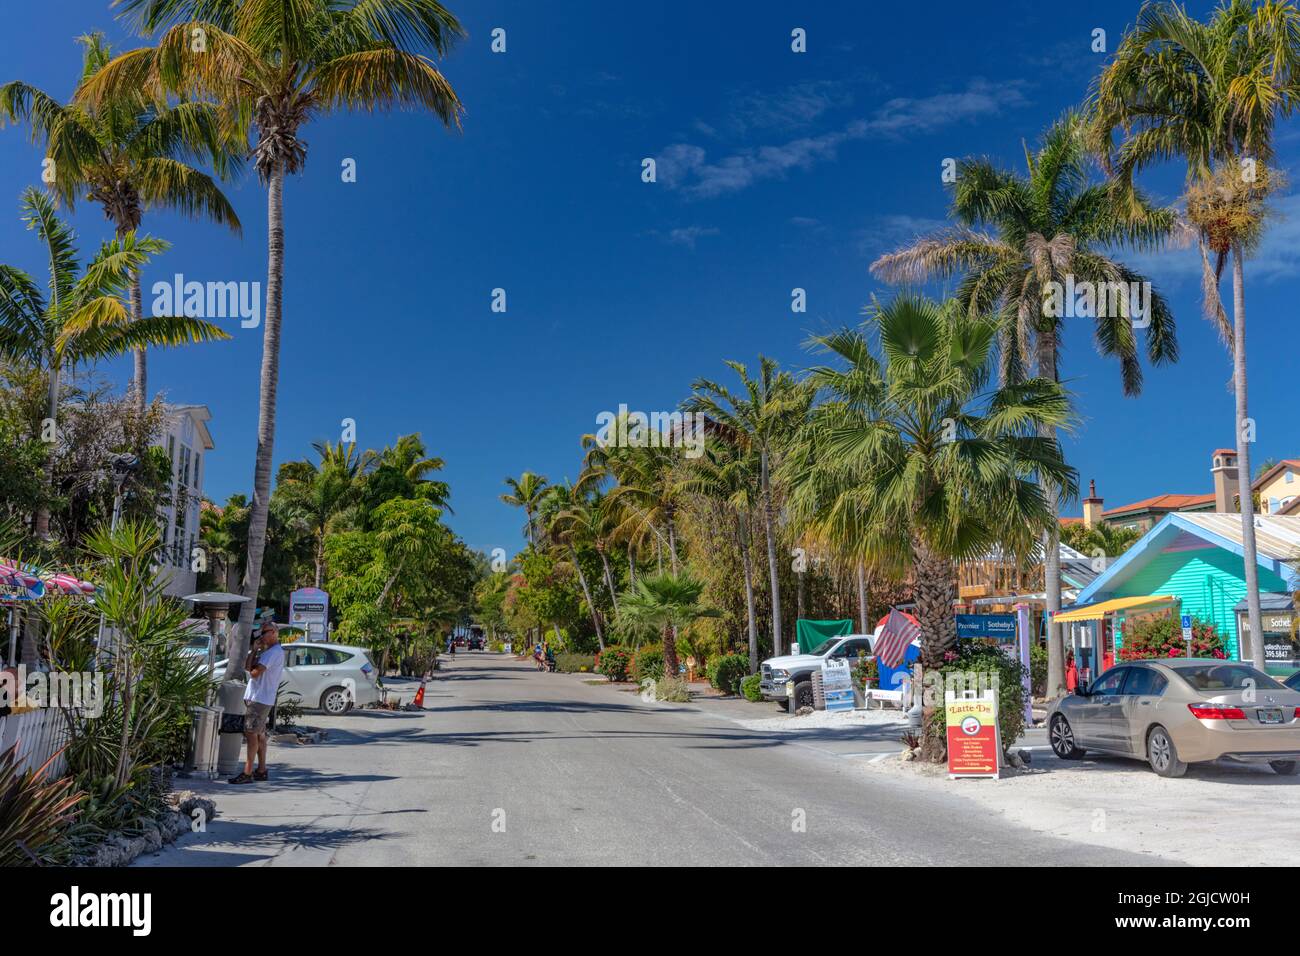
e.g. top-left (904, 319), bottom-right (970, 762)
top-left (1, 0), bottom-right (1296, 556)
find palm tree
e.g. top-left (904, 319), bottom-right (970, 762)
top-left (275, 440), bottom-right (372, 587)
top-left (789, 295), bottom-right (1076, 757)
top-left (0, 187), bottom-right (229, 537)
top-left (1089, 0), bottom-right (1300, 668)
top-left (870, 113), bottom-right (1177, 695)
top-left (0, 32), bottom-right (241, 416)
top-left (80, 0), bottom-right (466, 679)
top-left (686, 357), bottom-right (810, 655)
top-left (501, 471), bottom-right (550, 549)
top-left (545, 484), bottom-right (608, 651)
top-left (618, 571), bottom-right (719, 680)
top-left (677, 439), bottom-right (762, 670)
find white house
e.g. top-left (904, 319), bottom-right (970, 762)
top-left (154, 404), bottom-right (214, 597)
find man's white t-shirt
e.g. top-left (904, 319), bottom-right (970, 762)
top-left (244, 643), bottom-right (285, 706)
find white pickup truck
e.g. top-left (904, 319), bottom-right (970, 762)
top-left (759, 634), bottom-right (875, 711)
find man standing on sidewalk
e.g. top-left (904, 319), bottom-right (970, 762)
top-left (229, 620), bottom-right (285, 784)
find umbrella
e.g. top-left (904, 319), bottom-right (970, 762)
top-left (42, 572), bottom-right (96, 597)
top-left (0, 561), bottom-right (44, 599)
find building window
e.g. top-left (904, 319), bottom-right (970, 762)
top-left (193, 453), bottom-right (201, 490)
top-left (1287, 471), bottom-right (1294, 484)
top-left (167, 435), bottom-right (175, 467)
top-left (180, 446), bottom-right (191, 487)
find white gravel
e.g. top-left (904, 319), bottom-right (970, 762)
top-left (860, 749), bottom-right (1300, 866)
top-left (735, 707), bottom-right (907, 732)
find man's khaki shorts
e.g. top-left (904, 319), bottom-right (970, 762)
top-left (245, 701), bottom-right (273, 735)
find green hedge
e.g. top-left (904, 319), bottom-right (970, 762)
top-left (708, 653), bottom-right (750, 695)
top-left (930, 642), bottom-right (1030, 751)
top-left (596, 646), bottom-right (633, 681)
top-left (555, 652), bottom-right (597, 674)
top-left (632, 645), bottom-right (664, 684)
top-left (740, 673), bottom-right (763, 702)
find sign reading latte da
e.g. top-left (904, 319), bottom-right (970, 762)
top-left (289, 587), bottom-right (330, 643)
top-left (945, 690), bottom-right (1001, 779)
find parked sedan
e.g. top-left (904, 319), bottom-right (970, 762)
top-left (213, 642), bottom-right (381, 715)
top-left (1047, 659), bottom-right (1300, 778)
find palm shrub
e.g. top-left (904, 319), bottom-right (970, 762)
top-left (0, 744), bottom-right (83, 866)
top-left (787, 294), bottom-right (1076, 759)
top-left (618, 571), bottom-right (720, 677)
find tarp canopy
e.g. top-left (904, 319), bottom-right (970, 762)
top-left (795, 618), bottom-right (853, 654)
top-left (1054, 595), bottom-right (1177, 624)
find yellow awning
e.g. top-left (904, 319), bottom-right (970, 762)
top-left (1053, 595), bottom-right (1177, 624)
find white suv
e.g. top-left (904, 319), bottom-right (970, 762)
top-left (214, 642), bottom-right (381, 714)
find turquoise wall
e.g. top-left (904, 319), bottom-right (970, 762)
top-left (1111, 547), bottom-right (1290, 660)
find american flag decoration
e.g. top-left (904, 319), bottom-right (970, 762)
top-left (875, 607), bottom-right (920, 669)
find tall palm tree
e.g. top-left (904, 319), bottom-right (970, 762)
top-left (870, 113), bottom-right (1177, 695)
top-left (686, 357), bottom-right (810, 655)
top-left (677, 439), bottom-right (762, 670)
top-left (1089, 0), bottom-right (1300, 668)
top-left (0, 32), bottom-right (242, 416)
top-left (618, 571), bottom-right (719, 680)
top-left (0, 187), bottom-right (229, 537)
top-left (501, 471), bottom-right (550, 549)
top-left (789, 295), bottom-right (1076, 757)
top-left (81, 0), bottom-right (466, 679)
top-left (275, 440), bottom-right (372, 587)
top-left (545, 484), bottom-right (608, 651)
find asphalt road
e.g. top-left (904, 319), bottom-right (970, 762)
top-left (145, 652), bottom-right (1168, 866)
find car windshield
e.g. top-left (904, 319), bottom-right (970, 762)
top-left (807, 639), bottom-right (841, 656)
top-left (1176, 663), bottom-right (1286, 692)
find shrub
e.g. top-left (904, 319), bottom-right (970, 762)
top-left (0, 742), bottom-right (82, 866)
top-left (851, 653), bottom-right (878, 688)
top-left (708, 653), bottom-right (750, 695)
top-left (740, 673), bottom-right (763, 702)
top-left (932, 642), bottom-right (1030, 752)
top-left (1030, 642), bottom-right (1047, 697)
top-left (632, 645), bottom-right (664, 684)
top-left (655, 675), bottom-right (690, 702)
top-left (596, 646), bottom-right (633, 681)
top-left (555, 652), bottom-right (597, 674)
top-left (1119, 614), bottom-right (1227, 661)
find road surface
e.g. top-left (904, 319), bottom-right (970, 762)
top-left (143, 652), bottom-right (1171, 866)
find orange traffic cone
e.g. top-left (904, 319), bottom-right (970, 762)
top-left (411, 680), bottom-right (426, 709)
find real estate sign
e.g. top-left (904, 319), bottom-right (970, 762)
top-left (289, 587), bottom-right (330, 643)
top-left (820, 658), bottom-right (854, 712)
top-left (945, 690), bottom-right (1000, 779)
top-left (955, 614), bottom-right (1017, 642)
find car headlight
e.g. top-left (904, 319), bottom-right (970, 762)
top-left (772, 669), bottom-right (789, 681)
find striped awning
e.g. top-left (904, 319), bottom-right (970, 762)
top-left (0, 561), bottom-right (44, 599)
top-left (1053, 594), bottom-right (1177, 624)
top-left (42, 572), bottom-right (97, 597)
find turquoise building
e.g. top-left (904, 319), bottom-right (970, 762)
top-left (1060, 513), bottom-right (1300, 677)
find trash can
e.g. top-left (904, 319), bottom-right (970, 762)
top-left (216, 680), bottom-right (247, 776)
top-left (187, 705), bottom-right (222, 778)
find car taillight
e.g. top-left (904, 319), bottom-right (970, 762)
top-left (1188, 704), bottom-right (1246, 720)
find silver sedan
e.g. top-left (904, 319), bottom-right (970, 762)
top-left (1047, 658), bottom-right (1300, 778)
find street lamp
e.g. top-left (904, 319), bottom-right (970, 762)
top-left (183, 591), bottom-right (251, 777)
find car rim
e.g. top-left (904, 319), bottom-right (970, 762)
top-left (327, 692), bottom-right (345, 712)
top-left (1051, 718), bottom-right (1073, 755)
top-left (1149, 732), bottom-right (1170, 770)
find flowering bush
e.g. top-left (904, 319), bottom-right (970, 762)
top-left (1118, 615), bottom-right (1227, 661)
top-left (596, 646), bottom-right (633, 681)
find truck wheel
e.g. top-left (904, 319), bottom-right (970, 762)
top-left (792, 680), bottom-right (813, 711)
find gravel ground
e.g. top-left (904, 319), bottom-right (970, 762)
top-left (735, 708), bottom-right (908, 733)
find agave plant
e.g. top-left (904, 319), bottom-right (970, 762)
top-left (0, 743), bottom-right (83, 866)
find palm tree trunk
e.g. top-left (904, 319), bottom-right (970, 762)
top-left (913, 537), bottom-right (956, 761)
top-left (738, 513), bottom-right (759, 671)
top-left (796, 570), bottom-right (806, 621)
top-left (627, 542), bottom-right (636, 588)
top-left (856, 561), bottom-right (869, 633)
top-left (661, 623), bottom-right (679, 678)
top-left (760, 446), bottom-right (784, 654)
top-left (571, 547), bottom-right (605, 651)
top-left (666, 511), bottom-right (679, 575)
top-left (599, 550), bottom-right (619, 613)
top-left (232, 163), bottom-right (286, 681)
top-left (1232, 244), bottom-right (1264, 666)
top-left (130, 266), bottom-right (145, 417)
top-left (314, 533), bottom-right (324, 589)
top-left (32, 361), bottom-right (59, 538)
top-left (1037, 330), bottom-right (1065, 698)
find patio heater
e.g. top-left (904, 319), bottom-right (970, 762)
top-left (182, 591), bottom-right (250, 778)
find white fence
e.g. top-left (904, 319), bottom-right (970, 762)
top-left (0, 708), bottom-right (69, 778)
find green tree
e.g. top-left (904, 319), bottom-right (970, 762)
top-left (83, 0), bottom-right (466, 679)
top-left (0, 187), bottom-right (228, 538)
top-left (618, 571), bottom-right (720, 680)
top-left (501, 471), bottom-right (550, 549)
top-left (787, 295), bottom-right (1076, 758)
top-left (1089, 0), bottom-right (1300, 669)
top-left (274, 440), bottom-right (372, 587)
top-left (870, 113), bottom-right (1176, 695)
top-left (0, 31), bottom-right (241, 415)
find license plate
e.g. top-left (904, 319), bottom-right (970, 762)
top-left (1257, 708), bottom-right (1285, 724)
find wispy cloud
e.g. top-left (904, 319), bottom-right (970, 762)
top-left (857, 214), bottom-right (950, 258)
top-left (649, 225), bottom-right (720, 249)
top-left (657, 79), bottom-right (1028, 199)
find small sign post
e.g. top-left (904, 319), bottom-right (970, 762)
top-left (820, 658), bottom-right (854, 712)
top-left (1181, 614), bottom-right (1193, 658)
top-left (945, 689), bottom-right (1001, 779)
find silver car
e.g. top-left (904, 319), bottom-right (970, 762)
top-left (1047, 659), bottom-right (1300, 778)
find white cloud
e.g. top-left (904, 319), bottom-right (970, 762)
top-left (863, 79), bottom-right (1028, 137)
